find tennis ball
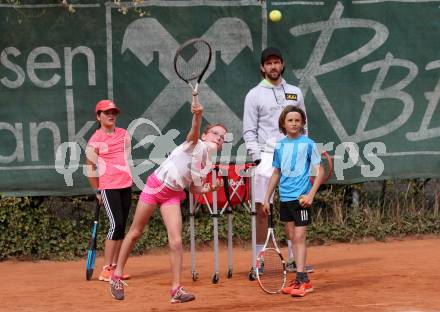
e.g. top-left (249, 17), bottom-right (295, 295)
top-left (299, 195), bottom-right (305, 204)
top-left (269, 10), bottom-right (282, 23)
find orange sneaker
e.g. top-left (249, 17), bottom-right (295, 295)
top-left (99, 265), bottom-right (131, 282)
top-left (290, 280), bottom-right (314, 297)
top-left (282, 280), bottom-right (298, 294)
top-left (98, 265), bottom-right (113, 282)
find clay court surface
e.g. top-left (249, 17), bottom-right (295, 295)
top-left (2, 236), bottom-right (440, 312)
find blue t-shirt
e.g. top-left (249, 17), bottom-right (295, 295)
top-left (272, 135), bottom-right (321, 202)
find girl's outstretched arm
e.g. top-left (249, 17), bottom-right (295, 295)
top-left (186, 94), bottom-right (203, 145)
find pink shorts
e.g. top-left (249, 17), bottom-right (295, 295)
top-left (140, 174), bottom-right (186, 206)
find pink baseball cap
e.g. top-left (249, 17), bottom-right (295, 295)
top-left (95, 99), bottom-right (121, 114)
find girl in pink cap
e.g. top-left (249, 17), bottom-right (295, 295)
top-left (85, 99), bottom-right (133, 282)
top-left (110, 93), bottom-right (227, 303)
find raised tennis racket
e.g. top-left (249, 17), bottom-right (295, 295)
top-left (173, 38), bottom-right (212, 97)
top-left (85, 201), bottom-right (100, 281)
top-left (256, 205), bottom-right (286, 294)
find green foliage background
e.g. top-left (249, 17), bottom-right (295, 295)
top-left (1, 180), bottom-right (440, 261)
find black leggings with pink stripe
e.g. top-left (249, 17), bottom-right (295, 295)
top-left (100, 187), bottom-right (132, 240)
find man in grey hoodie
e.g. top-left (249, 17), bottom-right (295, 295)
top-left (243, 47), bottom-right (312, 274)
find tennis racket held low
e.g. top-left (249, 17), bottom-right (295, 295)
top-left (85, 201), bottom-right (100, 281)
top-left (256, 206), bottom-right (287, 294)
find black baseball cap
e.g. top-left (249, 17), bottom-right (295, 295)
top-left (261, 47), bottom-right (283, 64)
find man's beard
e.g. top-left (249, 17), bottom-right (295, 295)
top-left (266, 70), bottom-right (281, 81)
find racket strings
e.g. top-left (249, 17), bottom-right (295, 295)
top-left (175, 40), bottom-right (210, 81)
top-left (258, 249), bottom-right (285, 293)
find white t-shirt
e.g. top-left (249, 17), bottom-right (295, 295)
top-left (154, 140), bottom-right (211, 191)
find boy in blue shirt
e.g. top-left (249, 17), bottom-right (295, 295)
top-left (263, 105), bottom-right (324, 297)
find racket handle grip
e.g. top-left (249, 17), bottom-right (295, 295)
top-left (192, 93), bottom-right (201, 107)
top-left (193, 82), bottom-right (199, 94)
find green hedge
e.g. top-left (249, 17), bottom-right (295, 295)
top-left (0, 197), bottom-right (87, 260)
top-left (1, 181), bottom-right (440, 261)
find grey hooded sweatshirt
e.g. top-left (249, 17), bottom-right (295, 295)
top-left (242, 78), bottom-right (306, 161)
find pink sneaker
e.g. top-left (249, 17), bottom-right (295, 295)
top-left (111, 264), bottom-right (130, 280)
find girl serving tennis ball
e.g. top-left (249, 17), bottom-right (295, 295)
top-left (110, 93), bottom-right (227, 304)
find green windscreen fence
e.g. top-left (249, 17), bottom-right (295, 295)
top-left (1, 0), bottom-right (439, 195)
